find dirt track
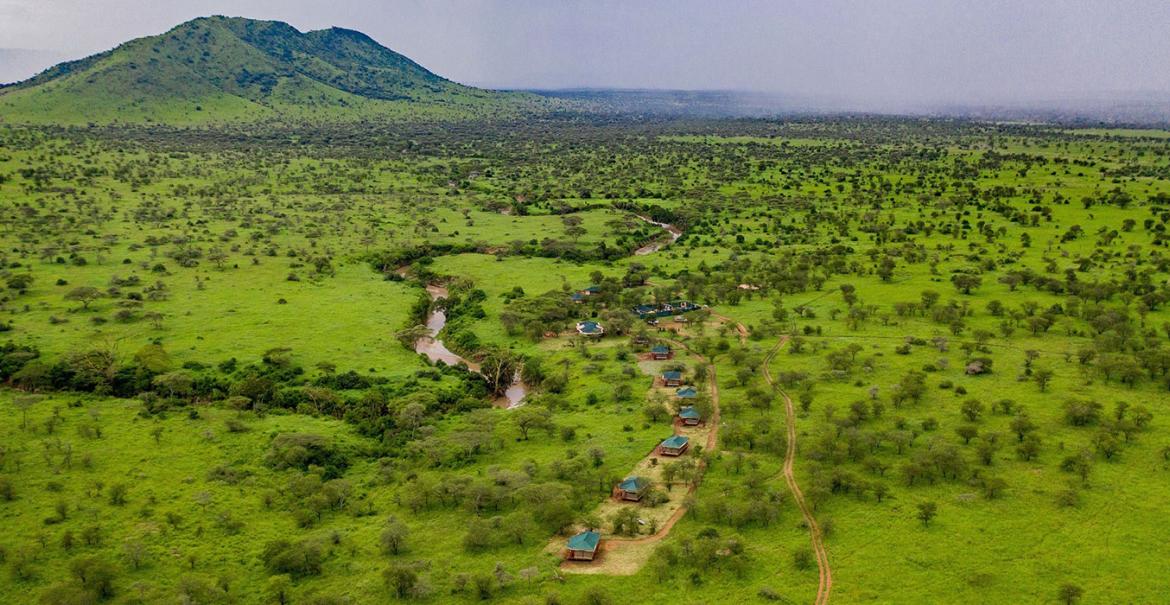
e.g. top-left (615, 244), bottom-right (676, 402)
top-left (763, 336), bottom-right (833, 605)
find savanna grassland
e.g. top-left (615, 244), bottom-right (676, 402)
top-left (2, 117), bottom-right (1170, 605)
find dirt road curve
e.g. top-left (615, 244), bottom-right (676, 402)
top-left (763, 336), bottom-right (832, 605)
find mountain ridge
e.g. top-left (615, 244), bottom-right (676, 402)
top-left (0, 16), bottom-right (552, 124)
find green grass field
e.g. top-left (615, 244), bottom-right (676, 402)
top-left (3, 119), bottom-right (1170, 604)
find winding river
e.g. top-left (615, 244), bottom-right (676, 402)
top-left (634, 215), bottom-right (683, 255)
top-left (413, 283), bottom-right (527, 408)
top-left (405, 214), bottom-right (680, 409)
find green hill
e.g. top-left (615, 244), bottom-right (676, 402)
top-left (0, 16), bottom-right (552, 124)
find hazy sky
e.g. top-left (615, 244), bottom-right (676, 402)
top-left (2, 0), bottom-right (1170, 106)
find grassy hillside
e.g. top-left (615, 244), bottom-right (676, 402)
top-left (0, 16), bottom-right (553, 125)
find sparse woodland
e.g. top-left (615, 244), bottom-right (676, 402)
top-left (2, 118), bottom-right (1170, 603)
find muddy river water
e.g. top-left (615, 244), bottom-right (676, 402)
top-left (413, 283), bottom-right (527, 407)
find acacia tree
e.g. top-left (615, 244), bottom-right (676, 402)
top-left (892, 371), bottom-right (927, 407)
top-left (478, 349), bottom-right (519, 395)
top-left (396, 402), bottom-right (426, 439)
top-left (208, 247), bottom-right (229, 269)
top-left (69, 556), bottom-right (118, 600)
top-left (384, 563), bottom-right (419, 598)
top-left (395, 325), bottom-right (431, 349)
top-left (1033, 368), bottom-right (1054, 392)
top-left (960, 399), bottom-right (984, 422)
top-left (6, 273), bottom-right (33, 293)
top-left (916, 501), bottom-right (937, 527)
top-left (951, 274), bottom-right (982, 294)
top-left (153, 371), bottom-right (194, 399)
top-left (65, 286), bottom-right (102, 310)
top-left (14, 394), bottom-right (43, 430)
top-left (381, 516), bottom-right (409, 555)
top-left (513, 406), bottom-right (553, 440)
top-left (266, 575), bottom-right (293, 605)
top-left (144, 311), bottom-right (165, 330)
top-left (1059, 583), bottom-right (1084, 605)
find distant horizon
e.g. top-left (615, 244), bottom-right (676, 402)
top-left (7, 62), bottom-right (1170, 109)
top-left (506, 86), bottom-right (1170, 103)
top-left (6, 42), bottom-right (1170, 120)
top-left (3, 1), bottom-right (1170, 113)
top-left (6, 50), bottom-right (1169, 108)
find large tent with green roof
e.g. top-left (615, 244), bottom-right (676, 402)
top-left (661, 370), bottom-right (683, 386)
top-left (565, 529), bottom-right (602, 561)
top-left (658, 434), bottom-right (690, 456)
top-left (615, 476), bottom-right (651, 501)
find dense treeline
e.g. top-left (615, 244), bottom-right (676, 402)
top-left (1, 338), bottom-right (496, 443)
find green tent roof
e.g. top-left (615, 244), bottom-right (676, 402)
top-left (676, 386), bottom-right (698, 398)
top-left (618, 476), bottom-right (649, 492)
top-left (567, 530), bottom-right (601, 551)
top-left (577, 321), bottom-right (603, 334)
top-left (662, 370), bottom-right (682, 380)
top-left (661, 435), bottom-right (689, 449)
top-left (679, 406), bottom-right (701, 419)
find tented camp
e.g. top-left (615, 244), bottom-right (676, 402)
top-left (658, 435), bottom-right (690, 456)
top-left (615, 476), bottom-right (650, 501)
top-left (566, 529), bottom-right (601, 561)
top-left (679, 405), bottom-right (702, 426)
top-left (576, 320), bottom-right (605, 337)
